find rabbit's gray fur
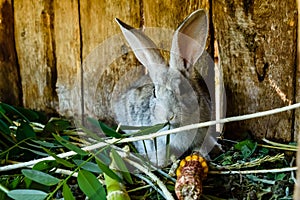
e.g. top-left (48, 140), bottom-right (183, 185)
top-left (113, 10), bottom-right (211, 166)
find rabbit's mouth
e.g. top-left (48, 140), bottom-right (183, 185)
top-left (166, 115), bottom-right (181, 127)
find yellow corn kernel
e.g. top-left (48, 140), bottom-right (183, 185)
top-left (201, 161), bottom-right (207, 169)
top-left (176, 167), bottom-right (182, 177)
top-left (179, 159), bottom-right (186, 168)
top-left (203, 166), bottom-right (209, 174)
top-left (192, 154), bottom-right (199, 161)
top-left (185, 155), bottom-right (192, 162)
top-left (198, 156), bottom-right (204, 163)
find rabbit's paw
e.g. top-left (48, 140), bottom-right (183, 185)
top-left (175, 153), bottom-right (208, 200)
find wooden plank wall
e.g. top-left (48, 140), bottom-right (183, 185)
top-left (213, 0), bottom-right (297, 142)
top-left (0, 0), bottom-right (21, 105)
top-left (0, 0), bottom-right (298, 142)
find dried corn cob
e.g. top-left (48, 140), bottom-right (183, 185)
top-left (175, 153), bottom-right (208, 200)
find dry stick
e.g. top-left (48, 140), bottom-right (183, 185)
top-left (214, 40), bottom-right (225, 133)
top-left (290, 157), bottom-right (297, 184)
top-left (108, 101), bottom-right (300, 142)
top-left (1, 102), bottom-right (300, 172)
top-left (209, 166), bottom-right (297, 175)
top-left (262, 138), bottom-right (298, 150)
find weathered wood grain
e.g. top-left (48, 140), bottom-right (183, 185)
top-left (294, 0), bottom-right (300, 143)
top-left (0, 0), bottom-right (21, 105)
top-left (143, 0), bottom-right (210, 61)
top-left (213, 0), bottom-right (297, 141)
top-left (14, 0), bottom-right (57, 112)
top-left (80, 0), bottom-right (142, 122)
top-left (294, 0), bottom-right (300, 196)
top-left (80, 0), bottom-right (142, 59)
top-left (143, 0), bottom-right (209, 28)
top-left (54, 1), bottom-right (81, 117)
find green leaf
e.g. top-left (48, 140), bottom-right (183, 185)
top-left (24, 177), bottom-right (32, 189)
top-left (111, 149), bottom-right (133, 184)
top-left (122, 123), bottom-right (166, 137)
top-left (0, 119), bottom-right (10, 135)
top-left (275, 173), bottom-right (286, 181)
top-left (259, 147), bottom-right (269, 155)
top-left (52, 134), bottom-right (88, 156)
top-left (19, 146), bottom-right (48, 157)
top-left (30, 139), bottom-right (62, 148)
top-left (97, 152), bottom-right (111, 165)
top-left (63, 183), bottom-right (75, 200)
top-left (7, 189), bottom-right (48, 200)
top-left (0, 103), bottom-right (6, 114)
top-left (98, 121), bottom-right (122, 138)
top-left (73, 159), bottom-right (102, 173)
top-left (14, 106), bottom-right (40, 122)
top-left (77, 122), bottom-right (105, 142)
top-left (16, 121), bottom-right (36, 141)
top-left (234, 139), bottom-right (257, 158)
top-left (77, 170), bottom-right (106, 200)
top-left (0, 103), bottom-right (30, 122)
top-left (9, 176), bottom-right (22, 189)
top-left (96, 158), bottom-right (122, 182)
top-left (22, 169), bottom-right (60, 186)
top-left (33, 160), bottom-right (58, 171)
top-left (44, 118), bottom-right (70, 133)
top-left (0, 119), bottom-right (14, 145)
top-left (43, 148), bottom-right (75, 168)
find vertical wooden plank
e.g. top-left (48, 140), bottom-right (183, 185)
top-left (143, 0), bottom-right (210, 28)
top-left (295, 0), bottom-right (300, 142)
top-left (53, 1), bottom-right (81, 117)
top-left (0, 0), bottom-right (21, 105)
top-left (80, 0), bottom-right (141, 59)
top-left (213, 0), bottom-right (297, 141)
top-left (143, 0), bottom-right (210, 55)
top-left (80, 0), bottom-right (142, 121)
top-left (294, 0), bottom-right (300, 196)
top-left (14, 0), bottom-right (57, 112)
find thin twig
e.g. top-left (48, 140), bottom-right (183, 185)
top-left (104, 102), bottom-right (300, 145)
top-left (214, 40), bottom-right (225, 133)
top-left (209, 166), bottom-right (297, 175)
top-left (245, 175), bottom-right (275, 185)
top-left (1, 102), bottom-right (300, 172)
top-left (259, 144), bottom-right (298, 151)
top-left (262, 138), bottom-right (297, 150)
top-left (290, 157), bottom-right (297, 184)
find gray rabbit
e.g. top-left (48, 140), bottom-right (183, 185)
top-left (113, 10), bottom-right (211, 166)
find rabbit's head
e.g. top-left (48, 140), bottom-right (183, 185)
top-left (113, 10), bottom-right (211, 166)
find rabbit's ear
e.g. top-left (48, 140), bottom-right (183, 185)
top-left (116, 18), bottom-right (167, 82)
top-left (170, 9), bottom-right (208, 77)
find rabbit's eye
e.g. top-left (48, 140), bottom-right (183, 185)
top-left (152, 87), bottom-right (156, 98)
